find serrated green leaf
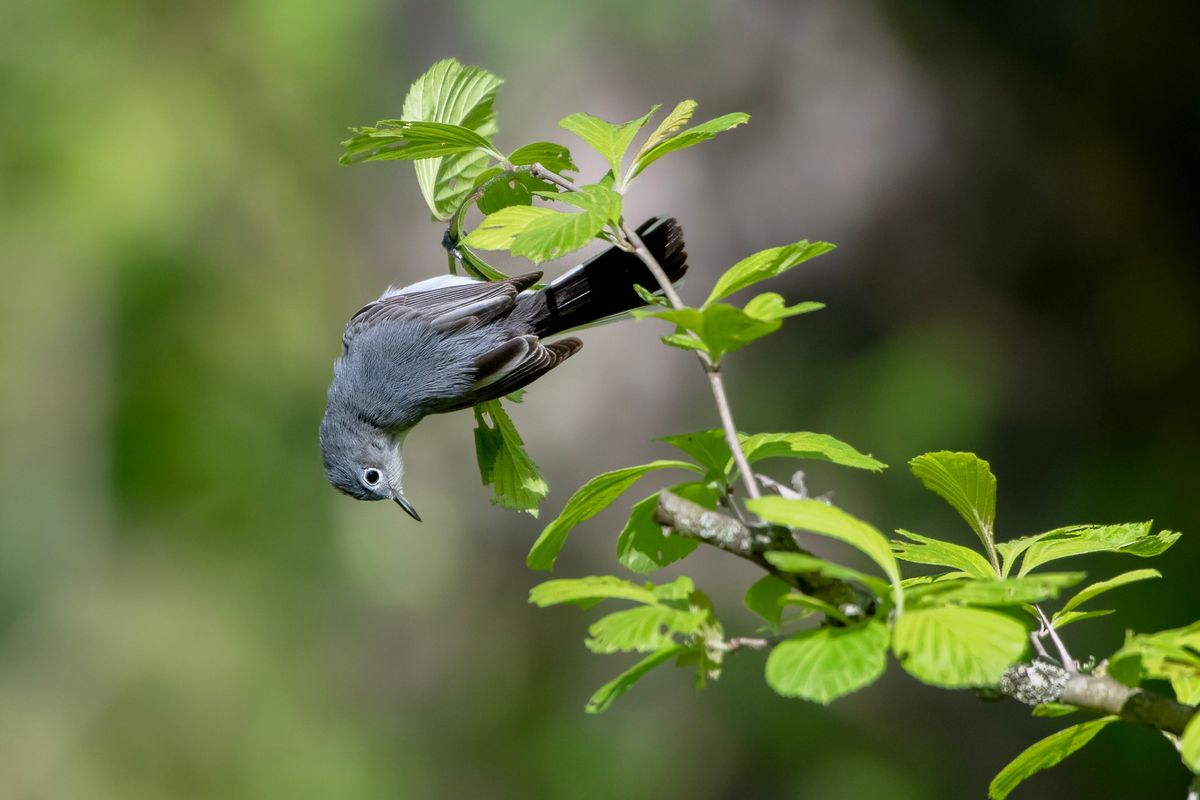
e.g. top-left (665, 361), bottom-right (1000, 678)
top-left (779, 592), bottom-right (851, 624)
top-left (741, 431), bottom-right (886, 472)
top-left (630, 100), bottom-right (696, 167)
top-left (340, 120), bottom-right (498, 165)
top-left (744, 575), bottom-right (791, 627)
top-left (469, 184), bottom-right (620, 264)
top-left (1032, 703), bottom-right (1080, 718)
top-left (616, 484), bottom-right (710, 573)
top-left (766, 620), bottom-right (889, 704)
top-left (1182, 712), bottom-right (1200, 773)
top-left (1108, 621), bottom-right (1200, 692)
top-left (585, 645), bottom-right (685, 714)
top-left (526, 460), bottom-right (700, 571)
top-left (628, 111), bottom-right (750, 181)
top-left (659, 429), bottom-right (884, 482)
top-left (473, 401), bottom-right (547, 515)
top-left (529, 575), bottom-right (658, 608)
top-left (507, 141), bottom-right (578, 173)
top-left (892, 529), bottom-right (997, 579)
top-left (988, 717), bottom-right (1118, 799)
top-left (658, 429), bottom-right (731, 476)
top-left (559, 106), bottom-right (660, 179)
top-left (907, 573), bottom-right (1085, 608)
top-left (1054, 569), bottom-right (1161, 622)
top-left (748, 498), bottom-right (903, 611)
top-left (463, 205), bottom-right (556, 250)
top-left (394, 59), bottom-right (504, 220)
top-left (511, 209), bottom-right (610, 263)
top-left (1018, 523), bottom-right (1178, 575)
top-left (660, 333), bottom-right (708, 352)
top-left (892, 606), bottom-right (1027, 688)
top-left (742, 293), bottom-right (825, 320)
top-left (706, 241), bottom-right (836, 305)
top-left (585, 604), bottom-right (705, 654)
top-left (650, 575), bottom-right (697, 602)
top-left (910, 451), bottom-right (1000, 572)
top-left (1050, 609), bottom-right (1114, 629)
top-left (763, 552), bottom-right (891, 598)
top-left (476, 172), bottom-right (541, 215)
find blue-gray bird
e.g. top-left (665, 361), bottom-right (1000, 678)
top-left (320, 216), bottom-right (687, 519)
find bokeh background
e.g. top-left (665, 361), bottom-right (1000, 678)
top-left (3, 1), bottom-right (1198, 797)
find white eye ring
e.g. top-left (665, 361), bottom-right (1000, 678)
top-left (363, 468), bottom-right (382, 487)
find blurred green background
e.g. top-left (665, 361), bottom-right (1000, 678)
top-left (3, 1), bottom-right (1198, 797)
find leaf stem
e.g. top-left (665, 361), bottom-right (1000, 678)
top-left (526, 162), bottom-right (762, 501)
top-left (1034, 605), bottom-right (1076, 673)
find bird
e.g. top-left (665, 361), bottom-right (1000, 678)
top-left (319, 216), bottom-right (688, 520)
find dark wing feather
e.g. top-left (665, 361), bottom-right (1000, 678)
top-left (342, 272), bottom-right (542, 349)
top-left (434, 337), bottom-right (583, 413)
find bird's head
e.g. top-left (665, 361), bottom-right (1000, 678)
top-left (319, 411), bottom-right (420, 520)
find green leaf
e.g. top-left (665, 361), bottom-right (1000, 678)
top-left (744, 575), bottom-right (791, 627)
top-left (907, 573), bottom-right (1085, 608)
top-left (529, 575), bottom-right (657, 608)
top-left (742, 293), bottom-right (825, 320)
top-left (1182, 712), bottom-right (1200, 773)
top-left (628, 111), bottom-right (751, 181)
top-left (779, 592), bottom-right (851, 624)
top-left (641, 293), bottom-right (824, 364)
top-left (909, 451), bottom-right (999, 571)
top-left (1108, 621), bottom-right (1200, 694)
top-left (559, 106), bottom-right (660, 179)
top-left (463, 205), bottom-right (556, 250)
top-left (892, 606), bottom-right (1027, 688)
top-left (507, 141), bottom-right (578, 173)
top-left (340, 120), bottom-right (498, 165)
top-left (748, 498), bottom-right (904, 611)
top-left (396, 59), bottom-right (504, 221)
top-left (1049, 609), bottom-right (1114, 630)
top-left (585, 645), bottom-right (685, 714)
top-left (892, 529), bottom-right (997, 579)
top-left (765, 620), bottom-right (889, 704)
top-left (526, 460), bottom-right (699, 571)
top-left (472, 401), bottom-right (547, 515)
top-left (629, 100), bottom-right (696, 166)
top-left (1054, 569), bottom-right (1161, 622)
top-left (740, 432), bottom-right (886, 472)
top-left (988, 717), bottom-right (1119, 799)
top-left (463, 184), bottom-right (621, 264)
top-left (763, 552), bottom-right (891, 598)
top-left (1032, 703), bottom-right (1079, 718)
top-left (658, 429), bottom-right (731, 477)
top-left (585, 604), bottom-right (705, 654)
top-left (660, 429), bottom-right (884, 482)
top-left (476, 172), bottom-right (543, 215)
top-left (1017, 523), bottom-right (1178, 576)
top-left (706, 241), bottom-right (836, 305)
top-left (616, 483), bottom-right (713, 573)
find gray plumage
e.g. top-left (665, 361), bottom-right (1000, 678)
top-left (319, 216), bottom-right (688, 518)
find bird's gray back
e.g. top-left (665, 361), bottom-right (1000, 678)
top-left (330, 315), bottom-right (512, 431)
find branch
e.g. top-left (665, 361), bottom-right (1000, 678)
top-left (1001, 662), bottom-right (1196, 735)
top-left (659, 493), bottom-right (1199, 738)
top-left (654, 490), bottom-right (868, 614)
top-left (528, 163), bottom-right (762, 501)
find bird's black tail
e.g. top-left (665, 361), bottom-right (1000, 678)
top-left (523, 217), bottom-right (688, 338)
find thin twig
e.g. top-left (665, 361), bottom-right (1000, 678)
top-left (1034, 605), bottom-right (1076, 673)
top-left (527, 162), bottom-right (762, 501)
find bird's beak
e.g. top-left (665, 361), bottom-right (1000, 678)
top-left (394, 495), bottom-right (422, 522)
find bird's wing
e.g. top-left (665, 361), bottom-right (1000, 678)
top-left (342, 272), bottom-right (542, 349)
top-left (432, 335), bottom-right (583, 413)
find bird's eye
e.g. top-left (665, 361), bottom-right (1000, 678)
top-left (363, 468), bottom-right (382, 487)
